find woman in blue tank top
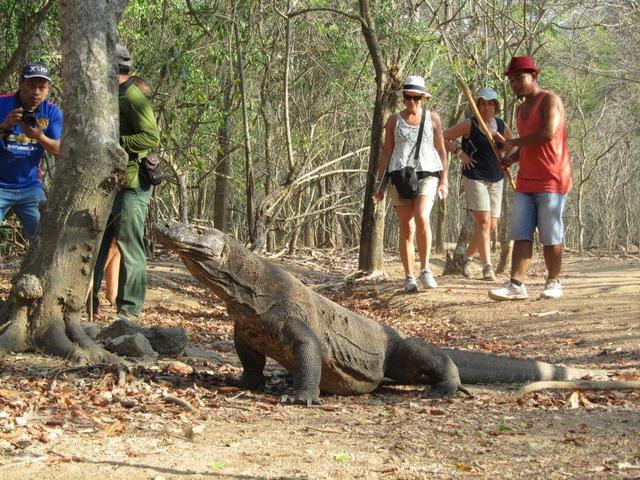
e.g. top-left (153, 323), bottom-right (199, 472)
top-left (443, 87), bottom-right (514, 281)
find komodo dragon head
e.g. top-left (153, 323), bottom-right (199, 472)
top-left (153, 221), bottom-right (227, 263)
top-left (152, 221), bottom-right (265, 308)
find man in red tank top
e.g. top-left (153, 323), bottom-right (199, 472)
top-left (489, 56), bottom-right (572, 301)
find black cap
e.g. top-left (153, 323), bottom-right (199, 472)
top-left (22, 62), bottom-right (52, 82)
top-left (116, 43), bottom-right (132, 68)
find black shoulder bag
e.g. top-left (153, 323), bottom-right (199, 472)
top-left (389, 108), bottom-right (426, 199)
top-left (120, 78), bottom-right (164, 186)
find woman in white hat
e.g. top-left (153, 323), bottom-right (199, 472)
top-left (443, 87), bottom-right (514, 281)
top-left (374, 75), bottom-right (448, 292)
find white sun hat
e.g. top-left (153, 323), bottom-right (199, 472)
top-left (400, 75), bottom-right (431, 97)
top-left (476, 87), bottom-right (499, 108)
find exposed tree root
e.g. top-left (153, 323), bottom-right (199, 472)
top-left (0, 295), bottom-right (32, 355)
top-left (0, 270), bottom-right (121, 364)
top-left (64, 310), bottom-right (120, 363)
top-left (516, 380), bottom-right (640, 398)
top-left (443, 250), bottom-right (466, 275)
top-left (0, 311), bottom-right (28, 354)
top-left (343, 269), bottom-right (387, 282)
top-left (40, 319), bottom-right (120, 364)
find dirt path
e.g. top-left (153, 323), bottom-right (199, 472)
top-left (1, 252), bottom-right (638, 479)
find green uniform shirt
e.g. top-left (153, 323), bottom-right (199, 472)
top-left (119, 83), bottom-right (160, 188)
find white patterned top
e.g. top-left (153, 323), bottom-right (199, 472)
top-left (388, 109), bottom-right (443, 173)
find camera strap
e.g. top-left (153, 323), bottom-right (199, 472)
top-left (14, 92), bottom-right (41, 115)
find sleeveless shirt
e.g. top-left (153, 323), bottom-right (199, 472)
top-left (461, 116), bottom-right (505, 183)
top-left (388, 109), bottom-right (443, 173)
top-left (516, 92), bottom-right (572, 194)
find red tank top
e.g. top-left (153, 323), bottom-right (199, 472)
top-left (516, 92), bottom-right (572, 194)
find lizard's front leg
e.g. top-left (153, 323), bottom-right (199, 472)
top-left (235, 337), bottom-right (266, 391)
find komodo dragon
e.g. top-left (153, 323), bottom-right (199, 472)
top-left (153, 221), bottom-right (602, 405)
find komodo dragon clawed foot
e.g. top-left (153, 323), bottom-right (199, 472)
top-left (423, 381), bottom-right (474, 399)
top-left (235, 373), bottom-right (266, 392)
top-left (280, 394), bottom-right (321, 407)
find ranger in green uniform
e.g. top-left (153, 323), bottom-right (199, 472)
top-left (92, 44), bottom-right (160, 318)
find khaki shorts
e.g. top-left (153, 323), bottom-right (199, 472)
top-left (463, 177), bottom-right (503, 217)
top-left (389, 176), bottom-right (439, 207)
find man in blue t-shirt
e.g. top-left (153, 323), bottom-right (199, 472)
top-left (0, 62), bottom-right (62, 239)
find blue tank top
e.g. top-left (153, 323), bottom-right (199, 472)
top-left (461, 116), bottom-right (505, 182)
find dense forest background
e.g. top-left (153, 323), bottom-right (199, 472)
top-left (2, 0), bottom-right (639, 258)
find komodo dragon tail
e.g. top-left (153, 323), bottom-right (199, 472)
top-left (441, 348), bottom-right (606, 384)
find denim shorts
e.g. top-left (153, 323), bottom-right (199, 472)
top-left (510, 192), bottom-right (567, 245)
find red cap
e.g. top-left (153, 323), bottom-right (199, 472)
top-left (505, 56), bottom-right (540, 76)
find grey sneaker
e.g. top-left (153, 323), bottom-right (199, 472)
top-left (488, 281), bottom-right (528, 301)
top-left (461, 258), bottom-right (472, 278)
top-left (420, 269), bottom-right (438, 289)
top-left (540, 279), bottom-right (563, 299)
top-left (482, 264), bottom-right (497, 281)
top-left (404, 277), bottom-right (418, 292)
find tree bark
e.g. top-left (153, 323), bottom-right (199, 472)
top-left (232, 0), bottom-right (255, 243)
top-left (357, 0), bottom-right (401, 273)
top-left (443, 210), bottom-right (473, 275)
top-left (0, 0), bottom-right (128, 360)
top-left (434, 197), bottom-right (446, 254)
top-left (213, 71), bottom-right (234, 232)
top-left (495, 190), bottom-right (512, 274)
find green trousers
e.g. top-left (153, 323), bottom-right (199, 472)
top-left (93, 177), bottom-right (152, 317)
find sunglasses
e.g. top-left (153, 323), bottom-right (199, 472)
top-left (403, 94), bottom-right (423, 101)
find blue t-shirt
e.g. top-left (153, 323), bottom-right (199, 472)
top-left (0, 93), bottom-right (63, 188)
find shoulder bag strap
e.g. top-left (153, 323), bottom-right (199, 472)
top-left (413, 107), bottom-right (427, 164)
top-left (119, 77), bottom-right (136, 96)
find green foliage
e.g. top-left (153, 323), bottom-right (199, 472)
top-left (0, 0), bottom-right (637, 250)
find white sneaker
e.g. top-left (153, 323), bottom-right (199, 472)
top-left (488, 281), bottom-right (528, 301)
top-left (540, 279), bottom-right (563, 299)
top-left (404, 277), bottom-right (418, 292)
top-left (420, 269), bottom-right (438, 289)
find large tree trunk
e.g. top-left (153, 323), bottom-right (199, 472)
top-left (357, 0), bottom-right (400, 273)
top-left (0, 0), bottom-right (128, 360)
top-left (358, 85), bottom-right (390, 272)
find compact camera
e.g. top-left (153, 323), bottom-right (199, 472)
top-left (22, 111), bottom-right (38, 128)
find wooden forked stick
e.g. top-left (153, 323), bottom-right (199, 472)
top-left (515, 380), bottom-right (640, 398)
top-left (457, 78), bottom-right (517, 191)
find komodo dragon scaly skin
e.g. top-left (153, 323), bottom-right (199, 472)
top-left (153, 221), bottom-right (599, 405)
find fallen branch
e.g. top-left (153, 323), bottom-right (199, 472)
top-left (516, 380), bottom-right (640, 397)
top-left (163, 394), bottom-right (198, 412)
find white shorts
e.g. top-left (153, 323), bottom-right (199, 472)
top-left (463, 177), bottom-right (503, 217)
top-left (389, 176), bottom-right (439, 207)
